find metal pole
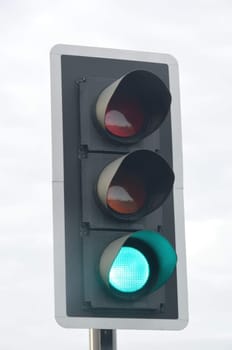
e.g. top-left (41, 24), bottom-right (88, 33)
top-left (89, 329), bottom-right (117, 350)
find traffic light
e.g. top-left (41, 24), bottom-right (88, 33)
top-left (50, 44), bottom-right (188, 330)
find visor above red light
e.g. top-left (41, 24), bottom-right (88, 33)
top-left (96, 70), bottom-right (171, 144)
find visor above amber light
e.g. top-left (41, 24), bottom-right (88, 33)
top-left (96, 150), bottom-right (174, 221)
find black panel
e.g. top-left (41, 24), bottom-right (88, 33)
top-left (61, 54), bottom-right (178, 319)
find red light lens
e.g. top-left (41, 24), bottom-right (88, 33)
top-left (105, 98), bottom-right (144, 138)
top-left (106, 171), bottom-right (146, 214)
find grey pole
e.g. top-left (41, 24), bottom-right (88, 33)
top-left (89, 329), bottom-right (117, 350)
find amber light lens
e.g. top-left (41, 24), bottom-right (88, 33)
top-left (106, 171), bottom-right (146, 214)
top-left (105, 97), bottom-right (145, 138)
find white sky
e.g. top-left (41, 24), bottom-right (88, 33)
top-left (0, 0), bottom-right (232, 349)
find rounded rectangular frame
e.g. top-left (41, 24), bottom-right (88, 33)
top-left (50, 44), bottom-right (188, 330)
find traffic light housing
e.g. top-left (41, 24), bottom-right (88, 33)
top-left (50, 44), bottom-right (188, 330)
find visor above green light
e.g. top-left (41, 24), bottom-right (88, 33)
top-left (99, 230), bottom-right (177, 299)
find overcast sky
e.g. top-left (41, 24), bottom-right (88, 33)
top-left (0, 0), bottom-right (232, 349)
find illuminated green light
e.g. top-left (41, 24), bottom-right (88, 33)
top-left (109, 247), bottom-right (150, 293)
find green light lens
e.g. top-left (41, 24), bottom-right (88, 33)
top-left (109, 247), bottom-right (150, 293)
